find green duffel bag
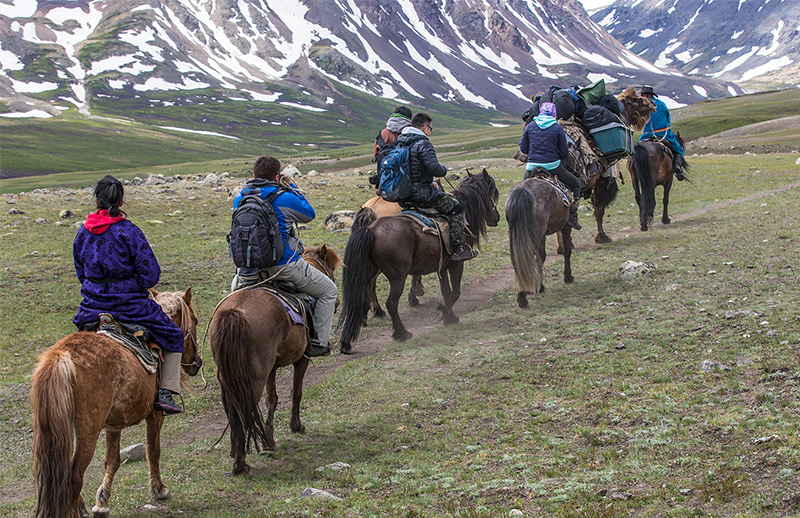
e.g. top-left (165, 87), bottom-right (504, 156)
top-left (577, 79), bottom-right (606, 107)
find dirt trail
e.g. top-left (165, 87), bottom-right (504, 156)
top-left (184, 179), bottom-right (800, 440)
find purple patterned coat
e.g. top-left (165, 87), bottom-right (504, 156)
top-left (72, 218), bottom-right (184, 352)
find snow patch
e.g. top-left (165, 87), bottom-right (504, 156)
top-left (158, 126), bottom-right (241, 140)
top-left (1, 110), bottom-right (53, 118)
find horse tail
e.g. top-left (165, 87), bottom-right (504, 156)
top-left (633, 144), bottom-right (656, 225)
top-left (210, 308), bottom-right (269, 453)
top-left (337, 207), bottom-right (377, 349)
top-left (506, 186), bottom-right (544, 293)
top-left (31, 347), bottom-right (76, 518)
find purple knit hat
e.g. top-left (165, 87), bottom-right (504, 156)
top-left (539, 102), bottom-right (557, 118)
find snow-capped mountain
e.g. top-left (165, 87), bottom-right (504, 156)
top-left (1, 0), bottom-right (742, 120)
top-left (592, 0), bottom-right (800, 83)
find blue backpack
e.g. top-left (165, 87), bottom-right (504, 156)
top-left (379, 146), bottom-right (411, 202)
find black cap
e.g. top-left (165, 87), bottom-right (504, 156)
top-left (640, 85), bottom-right (658, 97)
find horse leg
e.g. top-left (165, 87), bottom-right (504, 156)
top-left (517, 291), bottom-right (529, 308)
top-left (290, 356), bottom-right (310, 434)
top-left (71, 427), bottom-right (102, 518)
top-left (263, 368), bottom-right (278, 452)
top-left (408, 274), bottom-right (421, 307)
top-left (144, 411), bottom-right (170, 501)
top-left (370, 274), bottom-right (385, 318)
top-left (662, 182), bottom-right (671, 224)
top-left (536, 239), bottom-right (547, 293)
top-left (556, 232), bottom-right (564, 255)
top-left (411, 275), bottom-right (425, 297)
top-left (593, 203), bottom-right (612, 244)
top-left (562, 227), bottom-right (574, 284)
top-left (90, 429), bottom-right (121, 518)
top-left (386, 275), bottom-right (413, 341)
top-left (441, 263), bottom-right (463, 325)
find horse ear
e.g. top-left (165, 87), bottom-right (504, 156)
top-left (481, 168), bottom-right (489, 178)
top-left (150, 288), bottom-right (160, 298)
top-left (183, 286), bottom-right (192, 305)
top-left (319, 244), bottom-right (328, 257)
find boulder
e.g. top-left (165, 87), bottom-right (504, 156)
top-left (616, 260), bottom-right (656, 281)
top-left (324, 210), bottom-right (356, 232)
top-left (282, 164), bottom-right (302, 178)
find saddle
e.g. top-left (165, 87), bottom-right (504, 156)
top-left (397, 207), bottom-right (453, 257)
top-left (83, 314), bottom-right (160, 374)
top-left (524, 168), bottom-right (574, 207)
top-left (245, 282), bottom-right (318, 341)
top-left (643, 136), bottom-right (674, 160)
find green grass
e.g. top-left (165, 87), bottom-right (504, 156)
top-left (1, 143), bottom-right (799, 516)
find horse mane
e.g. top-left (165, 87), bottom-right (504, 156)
top-left (617, 86), bottom-right (655, 132)
top-left (454, 171), bottom-right (497, 248)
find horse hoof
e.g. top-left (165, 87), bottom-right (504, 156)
top-left (565, 276), bottom-right (574, 284)
top-left (594, 234), bottom-right (613, 244)
top-left (154, 486), bottom-right (171, 501)
top-left (663, 218), bottom-right (671, 224)
top-left (373, 308), bottom-right (386, 318)
top-left (556, 247), bottom-right (564, 255)
top-left (232, 462), bottom-right (250, 476)
top-left (408, 297), bottom-right (420, 308)
top-left (516, 293), bottom-right (528, 309)
top-left (444, 315), bottom-right (460, 325)
top-left (91, 507), bottom-right (110, 518)
top-left (641, 225), bottom-right (648, 232)
top-left (393, 330), bottom-right (413, 342)
top-left (339, 343), bottom-right (352, 354)
top-left (291, 423), bottom-right (305, 434)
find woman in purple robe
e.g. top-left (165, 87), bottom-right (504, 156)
top-left (73, 175), bottom-right (184, 414)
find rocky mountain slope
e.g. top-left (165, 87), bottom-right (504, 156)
top-left (591, 0), bottom-right (800, 84)
top-left (1, 0), bottom-right (741, 121)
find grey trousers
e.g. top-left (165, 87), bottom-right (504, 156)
top-left (159, 351), bottom-right (182, 393)
top-left (232, 258), bottom-right (338, 345)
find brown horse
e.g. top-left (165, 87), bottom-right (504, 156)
top-left (338, 170), bottom-right (500, 352)
top-left (361, 196), bottom-right (426, 314)
top-left (31, 289), bottom-right (202, 518)
top-left (627, 132), bottom-right (689, 231)
top-left (506, 177), bottom-right (574, 308)
top-left (209, 245), bottom-right (342, 476)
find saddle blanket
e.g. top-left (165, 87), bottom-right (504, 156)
top-left (92, 314), bottom-right (160, 374)
top-left (524, 172), bottom-right (573, 207)
top-left (396, 209), bottom-right (453, 257)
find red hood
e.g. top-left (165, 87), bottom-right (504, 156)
top-left (84, 210), bottom-right (126, 234)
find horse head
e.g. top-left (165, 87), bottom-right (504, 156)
top-left (151, 287), bottom-right (203, 377)
top-left (303, 245), bottom-right (343, 281)
top-left (617, 86), bottom-right (655, 132)
top-left (456, 169), bottom-right (500, 248)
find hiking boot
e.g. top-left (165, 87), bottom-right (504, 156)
top-left (154, 389), bottom-right (184, 414)
top-left (567, 209), bottom-right (582, 230)
top-left (451, 244), bottom-right (478, 261)
top-left (304, 341), bottom-right (331, 358)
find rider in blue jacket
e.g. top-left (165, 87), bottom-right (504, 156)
top-left (639, 86), bottom-right (686, 181)
top-left (231, 156), bottom-right (338, 357)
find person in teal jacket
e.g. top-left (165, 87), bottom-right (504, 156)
top-left (639, 86), bottom-right (686, 180)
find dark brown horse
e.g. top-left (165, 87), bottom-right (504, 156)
top-left (31, 289), bottom-right (202, 518)
top-left (506, 177), bottom-right (574, 308)
top-left (209, 245), bottom-right (342, 476)
top-left (361, 196), bottom-right (426, 314)
top-left (338, 170), bottom-right (500, 352)
top-left (627, 133), bottom-right (689, 231)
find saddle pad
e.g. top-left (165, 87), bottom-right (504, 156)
top-left (530, 175), bottom-right (573, 207)
top-left (398, 210), bottom-right (437, 229)
top-left (248, 286), bottom-right (315, 339)
top-left (94, 314), bottom-right (160, 374)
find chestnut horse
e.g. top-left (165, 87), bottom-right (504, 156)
top-left (627, 132), bottom-right (689, 231)
top-left (361, 196), bottom-right (426, 314)
top-left (31, 289), bottom-right (202, 518)
top-left (506, 177), bottom-right (574, 308)
top-left (338, 170), bottom-right (500, 352)
top-left (210, 245), bottom-right (342, 475)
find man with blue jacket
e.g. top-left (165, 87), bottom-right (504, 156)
top-left (639, 86), bottom-right (686, 181)
top-left (231, 155), bottom-right (337, 357)
top-left (519, 101), bottom-right (582, 229)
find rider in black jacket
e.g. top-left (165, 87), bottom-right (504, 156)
top-left (395, 113), bottom-right (477, 261)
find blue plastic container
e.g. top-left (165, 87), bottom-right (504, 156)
top-left (589, 122), bottom-right (633, 156)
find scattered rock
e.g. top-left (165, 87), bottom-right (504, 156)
top-left (679, 488), bottom-right (692, 495)
top-left (736, 356), bottom-right (754, 366)
top-left (29, 250), bottom-right (40, 257)
top-left (508, 510), bottom-right (524, 517)
top-left (306, 170), bottom-right (319, 177)
top-left (700, 359), bottom-right (731, 372)
top-left (35, 218), bottom-right (48, 224)
top-left (282, 164), bottom-right (302, 178)
top-left (202, 173), bottom-right (220, 185)
top-left (316, 462), bottom-right (351, 472)
top-left (130, 177), bottom-right (144, 186)
top-left (59, 210), bottom-right (74, 219)
top-left (8, 208), bottom-right (24, 215)
top-left (324, 210), bottom-right (355, 232)
top-left (664, 283), bottom-right (682, 291)
top-left (752, 435), bottom-right (781, 445)
top-left (615, 342), bottom-right (627, 350)
top-left (725, 308), bottom-right (758, 319)
top-left (795, 157), bottom-right (800, 166)
top-left (145, 174), bottom-right (166, 185)
top-left (299, 487), bottom-right (341, 500)
top-left (616, 260), bottom-right (656, 281)
top-left (120, 443), bottom-right (146, 462)
top-left (609, 491), bottom-right (633, 500)
top-left (56, 221), bottom-right (69, 227)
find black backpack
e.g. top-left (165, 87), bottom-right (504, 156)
top-left (227, 186), bottom-right (285, 269)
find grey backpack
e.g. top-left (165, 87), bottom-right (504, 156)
top-left (227, 187), bottom-right (285, 268)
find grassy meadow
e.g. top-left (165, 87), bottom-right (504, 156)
top-left (1, 122), bottom-right (800, 518)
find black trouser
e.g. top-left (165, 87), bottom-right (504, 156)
top-left (550, 164), bottom-right (581, 201)
top-left (409, 193), bottom-right (466, 248)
